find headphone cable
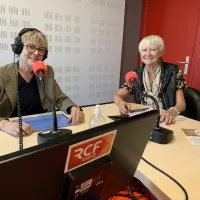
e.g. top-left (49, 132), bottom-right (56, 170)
top-left (141, 157), bottom-right (188, 200)
top-left (13, 54), bottom-right (23, 150)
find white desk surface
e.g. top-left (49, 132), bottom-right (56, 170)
top-left (0, 103), bottom-right (199, 200)
top-left (137, 115), bottom-right (200, 200)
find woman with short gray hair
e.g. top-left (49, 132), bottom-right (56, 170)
top-left (114, 35), bottom-right (187, 125)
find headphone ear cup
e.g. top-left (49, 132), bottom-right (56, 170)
top-left (11, 43), bottom-right (17, 54)
top-left (11, 36), bottom-right (24, 54)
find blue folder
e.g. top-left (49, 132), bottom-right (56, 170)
top-left (12, 113), bottom-right (72, 132)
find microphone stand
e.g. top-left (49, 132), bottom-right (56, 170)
top-left (132, 79), bottom-right (173, 144)
top-left (37, 72), bottom-right (72, 144)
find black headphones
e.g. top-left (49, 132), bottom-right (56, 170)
top-left (11, 28), bottom-right (48, 60)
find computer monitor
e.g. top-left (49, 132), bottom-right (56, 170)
top-left (0, 109), bottom-right (158, 200)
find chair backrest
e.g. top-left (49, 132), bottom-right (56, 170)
top-left (184, 87), bottom-right (200, 121)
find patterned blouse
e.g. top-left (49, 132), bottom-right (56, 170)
top-left (121, 68), bottom-right (187, 94)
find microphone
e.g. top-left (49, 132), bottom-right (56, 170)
top-left (125, 71), bottom-right (139, 86)
top-left (125, 71), bottom-right (173, 144)
top-left (125, 71), bottom-right (160, 110)
top-left (32, 61), bottom-right (72, 144)
top-left (32, 61), bottom-right (47, 87)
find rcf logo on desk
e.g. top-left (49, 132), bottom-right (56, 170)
top-left (65, 130), bottom-right (116, 172)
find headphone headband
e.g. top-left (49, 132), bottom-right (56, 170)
top-left (11, 28), bottom-right (48, 60)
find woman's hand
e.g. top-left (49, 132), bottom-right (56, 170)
top-left (160, 108), bottom-right (177, 125)
top-left (0, 120), bottom-right (34, 136)
top-left (67, 106), bottom-right (85, 125)
top-left (118, 101), bottom-right (131, 115)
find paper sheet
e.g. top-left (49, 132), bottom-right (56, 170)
top-left (182, 128), bottom-right (200, 145)
top-left (12, 113), bottom-right (72, 132)
top-left (128, 107), bottom-right (153, 117)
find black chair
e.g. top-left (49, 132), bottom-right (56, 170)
top-left (183, 87), bottom-right (200, 121)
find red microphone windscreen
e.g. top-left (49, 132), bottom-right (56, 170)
top-left (125, 71), bottom-right (139, 86)
top-left (32, 61), bottom-right (47, 77)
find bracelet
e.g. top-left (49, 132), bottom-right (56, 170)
top-left (169, 107), bottom-right (180, 115)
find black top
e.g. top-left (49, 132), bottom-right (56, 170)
top-left (11, 73), bottom-right (45, 117)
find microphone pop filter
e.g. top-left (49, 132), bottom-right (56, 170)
top-left (32, 61), bottom-right (47, 77)
top-left (125, 71), bottom-right (139, 86)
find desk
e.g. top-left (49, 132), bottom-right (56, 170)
top-left (0, 103), bottom-right (199, 199)
top-left (136, 116), bottom-right (200, 200)
top-left (0, 103), bottom-right (124, 156)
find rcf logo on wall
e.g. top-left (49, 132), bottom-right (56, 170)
top-left (65, 130), bottom-right (116, 172)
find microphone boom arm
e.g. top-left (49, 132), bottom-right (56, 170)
top-left (38, 75), bottom-right (58, 132)
top-left (33, 61), bottom-right (72, 144)
top-left (126, 72), bottom-right (173, 144)
top-left (132, 79), bottom-right (160, 128)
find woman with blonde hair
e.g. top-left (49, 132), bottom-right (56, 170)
top-left (0, 28), bottom-right (84, 136)
top-left (114, 35), bottom-right (186, 125)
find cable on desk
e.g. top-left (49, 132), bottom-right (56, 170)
top-left (141, 157), bottom-right (188, 200)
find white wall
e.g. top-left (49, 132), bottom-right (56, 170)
top-left (0, 0), bottom-right (125, 106)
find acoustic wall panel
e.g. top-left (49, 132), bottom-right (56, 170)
top-left (0, 0), bottom-right (125, 106)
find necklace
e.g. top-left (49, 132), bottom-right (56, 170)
top-left (147, 66), bottom-right (161, 84)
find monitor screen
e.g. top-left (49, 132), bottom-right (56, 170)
top-left (0, 109), bottom-right (158, 200)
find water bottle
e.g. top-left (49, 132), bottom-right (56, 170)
top-left (88, 105), bottom-right (106, 128)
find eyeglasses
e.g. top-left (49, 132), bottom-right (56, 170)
top-left (24, 44), bottom-right (47, 56)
